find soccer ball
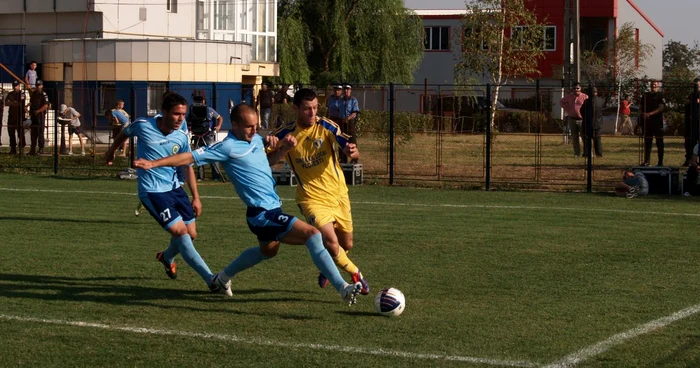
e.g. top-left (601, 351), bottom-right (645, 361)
top-left (375, 287), bottom-right (405, 317)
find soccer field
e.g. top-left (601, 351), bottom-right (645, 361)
top-left (2, 174), bottom-right (700, 367)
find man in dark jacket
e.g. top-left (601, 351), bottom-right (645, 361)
top-left (29, 80), bottom-right (50, 155)
top-left (4, 80), bottom-right (27, 155)
top-left (639, 80), bottom-right (666, 166)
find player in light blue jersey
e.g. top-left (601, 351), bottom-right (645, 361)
top-left (106, 92), bottom-right (224, 294)
top-left (134, 104), bottom-right (362, 305)
top-left (134, 109), bottom-right (189, 216)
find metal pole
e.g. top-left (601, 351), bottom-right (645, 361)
top-left (53, 87), bottom-right (58, 175)
top-left (693, 83), bottom-right (699, 149)
top-left (573, 0), bottom-right (581, 83)
top-left (389, 82), bottom-right (395, 185)
top-left (129, 84), bottom-right (136, 166)
top-left (485, 83), bottom-right (492, 191)
top-left (563, 0), bottom-right (571, 89)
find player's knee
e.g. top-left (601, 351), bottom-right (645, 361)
top-left (188, 228), bottom-right (197, 240)
top-left (259, 242), bottom-right (279, 258)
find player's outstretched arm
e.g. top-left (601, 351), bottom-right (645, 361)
top-left (267, 134), bottom-right (297, 165)
top-left (134, 152), bottom-right (195, 170)
top-left (343, 143), bottom-right (360, 160)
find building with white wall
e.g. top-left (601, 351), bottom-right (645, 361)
top-left (0, 0), bottom-right (278, 132)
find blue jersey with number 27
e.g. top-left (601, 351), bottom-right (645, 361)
top-left (123, 117), bottom-right (191, 195)
top-left (192, 132), bottom-right (281, 210)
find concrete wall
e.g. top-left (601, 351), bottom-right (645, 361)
top-left (413, 18), bottom-right (463, 85)
top-left (617, 0), bottom-right (663, 80)
top-left (95, 1), bottom-right (196, 40)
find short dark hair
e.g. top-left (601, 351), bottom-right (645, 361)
top-left (161, 92), bottom-right (188, 112)
top-left (30, 61), bottom-right (37, 65)
top-left (230, 103), bottom-right (257, 125)
top-left (115, 99), bottom-right (124, 106)
top-left (293, 88), bottom-right (317, 107)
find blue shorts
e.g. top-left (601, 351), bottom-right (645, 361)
top-left (140, 187), bottom-right (195, 230)
top-left (246, 207), bottom-right (297, 242)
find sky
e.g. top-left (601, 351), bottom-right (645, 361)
top-left (403, 0), bottom-right (700, 47)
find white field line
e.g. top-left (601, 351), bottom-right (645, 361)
top-left (0, 314), bottom-right (537, 367)
top-left (544, 302), bottom-right (700, 368)
top-left (2, 187), bottom-right (700, 218)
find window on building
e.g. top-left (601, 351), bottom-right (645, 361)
top-left (99, 82), bottom-right (116, 118)
top-left (196, 0), bottom-right (209, 34)
top-left (543, 26), bottom-right (556, 51)
top-left (463, 27), bottom-right (488, 50)
top-left (147, 83), bottom-right (168, 117)
top-left (240, 0), bottom-right (248, 30)
top-left (512, 25), bottom-right (556, 51)
top-left (214, 0), bottom-right (235, 30)
top-left (424, 27), bottom-right (450, 51)
top-left (167, 0), bottom-right (177, 13)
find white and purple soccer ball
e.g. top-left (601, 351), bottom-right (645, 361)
top-left (375, 287), bottom-right (405, 317)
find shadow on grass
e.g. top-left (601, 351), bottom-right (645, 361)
top-left (0, 215), bottom-right (138, 224)
top-left (0, 273), bottom-right (325, 320)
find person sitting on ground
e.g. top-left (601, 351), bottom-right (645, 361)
top-left (615, 170), bottom-right (649, 198)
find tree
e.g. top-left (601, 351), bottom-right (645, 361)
top-left (455, 0), bottom-right (546, 127)
top-left (276, 0), bottom-right (424, 86)
top-left (663, 40), bottom-right (700, 74)
top-left (581, 23), bottom-right (653, 130)
top-left (662, 40), bottom-right (700, 111)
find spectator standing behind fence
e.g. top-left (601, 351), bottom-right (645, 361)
top-left (683, 79), bottom-right (700, 166)
top-left (326, 84), bottom-right (343, 122)
top-left (28, 80), bottom-right (49, 155)
top-left (339, 84), bottom-right (360, 163)
top-left (618, 95), bottom-right (633, 135)
top-left (25, 61), bottom-right (38, 89)
top-left (639, 80), bottom-right (666, 166)
top-left (111, 100), bottom-right (131, 157)
top-left (590, 87), bottom-right (604, 157)
top-left (274, 85), bottom-right (290, 105)
top-left (5, 81), bottom-right (27, 155)
top-left (256, 83), bottom-right (274, 129)
top-left (59, 103), bottom-right (85, 156)
top-left (559, 83), bottom-right (588, 157)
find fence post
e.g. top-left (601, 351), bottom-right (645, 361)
top-left (485, 83), bottom-right (492, 191)
top-left (693, 83), bottom-right (699, 151)
top-left (389, 82), bottom-right (395, 185)
top-left (129, 84), bottom-right (136, 166)
top-left (585, 84), bottom-right (593, 193)
top-left (53, 87), bottom-right (59, 175)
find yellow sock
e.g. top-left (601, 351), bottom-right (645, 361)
top-left (332, 250), bottom-right (359, 276)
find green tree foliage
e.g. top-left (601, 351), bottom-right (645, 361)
top-left (581, 23), bottom-right (653, 129)
top-left (277, 0), bottom-right (423, 86)
top-left (455, 0), bottom-right (546, 126)
top-left (662, 40), bottom-right (700, 111)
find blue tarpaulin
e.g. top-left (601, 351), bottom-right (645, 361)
top-left (0, 45), bottom-right (25, 83)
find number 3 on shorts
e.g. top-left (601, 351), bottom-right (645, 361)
top-left (277, 214), bottom-right (289, 222)
top-left (160, 208), bottom-right (172, 222)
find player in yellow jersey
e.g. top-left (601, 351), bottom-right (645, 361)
top-left (269, 89), bottom-right (369, 295)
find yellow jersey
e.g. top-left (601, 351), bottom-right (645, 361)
top-left (272, 117), bottom-right (351, 205)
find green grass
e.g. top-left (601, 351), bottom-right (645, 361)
top-left (2, 174), bottom-right (700, 367)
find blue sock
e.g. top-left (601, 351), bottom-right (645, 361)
top-left (223, 246), bottom-right (268, 278)
top-left (306, 233), bottom-right (346, 292)
top-left (173, 234), bottom-right (213, 284)
top-left (163, 237), bottom-right (180, 264)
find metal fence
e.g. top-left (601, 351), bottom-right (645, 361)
top-left (1, 81), bottom-right (698, 192)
